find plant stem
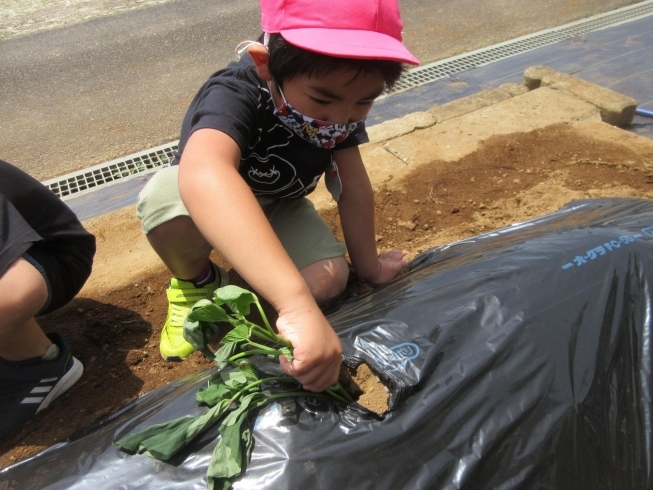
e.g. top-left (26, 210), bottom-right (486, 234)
top-left (250, 325), bottom-right (292, 348)
top-left (324, 386), bottom-right (351, 405)
top-left (249, 325), bottom-right (279, 343)
top-left (231, 376), bottom-right (297, 403)
top-left (230, 376), bottom-right (352, 406)
top-left (267, 392), bottom-right (334, 402)
top-left (229, 349), bottom-right (285, 363)
top-left (337, 383), bottom-right (355, 404)
top-left (253, 300), bottom-right (274, 335)
top-left (247, 340), bottom-right (276, 351)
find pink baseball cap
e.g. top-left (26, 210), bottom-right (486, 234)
top-left (260, 0), bottom-right (419, 65)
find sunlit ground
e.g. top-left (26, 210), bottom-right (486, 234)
top-left (0, 0), bottom-right (173, 39)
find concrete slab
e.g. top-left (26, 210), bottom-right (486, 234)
top-left (428, 83), bottom-right (529, 124)
top-left (366, 112), bottom-right (436, 145)
top-left (526, 67), bottom-right (638, 126)
top-left (380, 88), bottom-right (601, 167)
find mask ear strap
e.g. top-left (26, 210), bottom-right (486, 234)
top-left (266, 79), bottom-right (287, 111)
top-left (235, 39), bottom-right (268, 58)
top-left (275, 83), bottom-right (289, 104)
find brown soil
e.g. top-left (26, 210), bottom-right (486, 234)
top-left (2, 121), bottom-right (653, 469)
top-left (338, 362), bottom-right (390, 415)
top-left (344, 364), bottom-right (390, 414)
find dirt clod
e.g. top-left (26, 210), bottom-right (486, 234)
top-left (349, 364), bottom-right (390, 415)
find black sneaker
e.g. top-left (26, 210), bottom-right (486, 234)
top-left (0, 332), bottom-right (83, 439)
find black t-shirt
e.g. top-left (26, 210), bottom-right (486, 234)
top-left (172, 55), bottom-right (369, 199)
top-left (0, 159), bottom-right (94, 273)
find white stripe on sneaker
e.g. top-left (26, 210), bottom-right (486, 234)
top-left (30, 386), bottom-right (53, 393)
top-left (41, 377), bottom-right (58, 382)
top-left (36, 357), bottom-right (84, 413)
top-left (21, 397), bottom-right (45, 404)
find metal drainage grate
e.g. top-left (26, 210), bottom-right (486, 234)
top-left (386, 0), bottom-right (653, 95)
top-left (43, 0), bottom-right (653, 200)
top-left (43, 142), bottom-right (178, 199)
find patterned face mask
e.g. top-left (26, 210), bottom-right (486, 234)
top-left (271, 83), bottom-right (365, 149)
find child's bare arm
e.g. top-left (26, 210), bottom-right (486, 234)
top-left (335, 146), bottom-right (408, 285)
top-left (179, 128), bottom-right (342, 391)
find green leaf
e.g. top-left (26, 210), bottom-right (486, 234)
top-left (113, 393), bottom-right (229, 462)
top-left (222, 369), bottom-right (249, 389)
top-left (184, 301), bottom-right (225, 360)
top-left (207, 393), bottom-right (269, 487)
top-left (197, 367), bottom-right (254, 406)
top-left (114, 416), bottom-right (196, 455)
top-left (214, 342), bottom-right (241, 370)
top-left (184, 398), bottom-right (232, 444)
top-left (213, 285), bottom-right (258, 316)
top-left (238, 361), bottom-right (260, 386)
top-left (221, 324), bottom-right (250, 344)
top-left (187, 301), bottom-right (230, 323)
top-left (197, 381), bottom-right (238, 407)
top-left (136, 418), bottom-right (199, 460)
top-left (208, 479), bottom-right (232, 490)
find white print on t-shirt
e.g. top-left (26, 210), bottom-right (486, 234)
top-left (305, 174), bottom-right (321, 192)
top-left (248, 166), bottom-right (281, 184)
top-left (243, 150), bottom-right (299, 195)
top-left (239, 85), bottom-right (332, 199)
top-left (242, 119), bottom-right (309, 197)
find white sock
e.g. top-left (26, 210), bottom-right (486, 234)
top-left (42, 343), bottom-right (60, 361)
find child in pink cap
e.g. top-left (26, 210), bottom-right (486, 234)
top-left (136, 0), bottom-right (419, 392)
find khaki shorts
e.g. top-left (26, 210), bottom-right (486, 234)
top-left (136, 166), bottom-right (345, 270)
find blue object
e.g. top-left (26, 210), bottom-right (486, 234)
top-left (635, 107), bottom-right (653, 118)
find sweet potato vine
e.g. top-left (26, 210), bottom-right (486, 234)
top-left (114, 285), bottom-right (354, 490)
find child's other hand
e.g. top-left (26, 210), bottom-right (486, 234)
top-left (276, 304), bottom-right (342, 392)
top-left (370, 249), bottom-right (409, 286)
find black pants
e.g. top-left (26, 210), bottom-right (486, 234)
top-left (0, 160), bottom-right (96, 314)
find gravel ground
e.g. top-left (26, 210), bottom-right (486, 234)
top-left (0, 0), bottom-right (172, 39)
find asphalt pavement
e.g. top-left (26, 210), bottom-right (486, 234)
top-left (0, 0), bottom-right (643, 181)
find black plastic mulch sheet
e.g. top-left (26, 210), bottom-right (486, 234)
top-left (2, 198), bottom-right (652, 489)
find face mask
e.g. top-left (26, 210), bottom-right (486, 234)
top-left (271, 83), bottom-right (365, 149)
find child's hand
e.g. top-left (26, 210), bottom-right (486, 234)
top-left (369, 249), bottom-right (409, 286)
top-left (276, 304), bottom-right (342, 392)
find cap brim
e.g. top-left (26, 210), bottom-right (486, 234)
top-left (279, 28), bottom-right (419, 65)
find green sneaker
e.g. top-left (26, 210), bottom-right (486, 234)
top-left (160, 263), bottom-right (228, 361)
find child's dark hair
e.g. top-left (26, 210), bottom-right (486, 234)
top-left (262, 33), bottom-right (404, 88)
